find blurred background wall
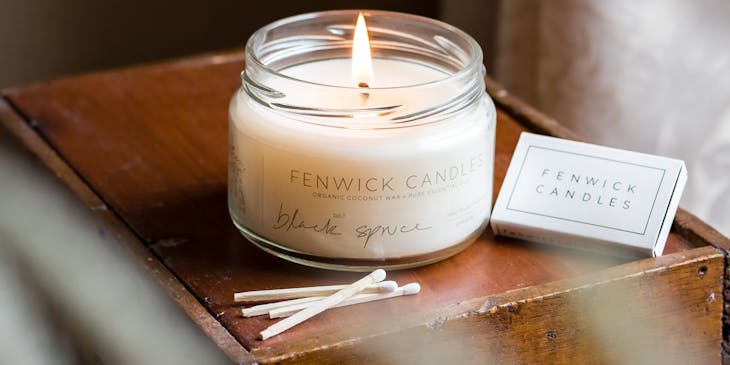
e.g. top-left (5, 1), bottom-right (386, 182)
top-left (0, 0), bottom-right (499, 88)
top-left (495, 0), bottom-right (730, 236)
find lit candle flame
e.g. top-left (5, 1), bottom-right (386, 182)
top-left (352, 12), bottom-right (374, 88)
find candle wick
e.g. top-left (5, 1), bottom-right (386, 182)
top-left (358, 82), bottom-right (370, 103)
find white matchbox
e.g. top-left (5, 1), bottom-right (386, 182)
top-left (490, 132), bottom-right (687, 257)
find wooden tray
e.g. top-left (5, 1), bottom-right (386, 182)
top-left (2, 50), bottom-right (729, 364)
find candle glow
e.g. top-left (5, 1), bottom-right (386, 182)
top-left (352, 12), bottom-right (375, 87)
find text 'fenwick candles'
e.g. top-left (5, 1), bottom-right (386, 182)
top-left (228, 10), bottom-right (496, 271)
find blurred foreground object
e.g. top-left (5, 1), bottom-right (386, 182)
top-left (0, 127), bottom-right (231, 365)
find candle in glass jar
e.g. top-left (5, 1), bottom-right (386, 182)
top-left (228, 10), bottom-right (496, 270)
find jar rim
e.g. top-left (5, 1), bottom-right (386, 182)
top-left (240, 9), bottom-right (489, 128)
top-left (244, 9), bottom-right (484, 91)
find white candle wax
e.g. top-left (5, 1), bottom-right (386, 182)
top-left (229, 57), bottom-right (495, 263)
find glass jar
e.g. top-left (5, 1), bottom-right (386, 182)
top-left (229, 10), bottom-right (496, 271)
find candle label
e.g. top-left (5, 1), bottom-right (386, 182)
top-left (230, 132), bottom-right (494, 259)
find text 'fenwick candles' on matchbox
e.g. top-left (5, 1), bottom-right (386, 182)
top-left (490, 132), bottom-right (687, 257)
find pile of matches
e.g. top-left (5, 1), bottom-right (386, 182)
top-left (233, 269), bottom-right (420, 340)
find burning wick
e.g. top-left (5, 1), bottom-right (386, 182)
top-left (358, 82), bottom-right (370, 102)
top-left (352, 12), bottom-right (374, 104)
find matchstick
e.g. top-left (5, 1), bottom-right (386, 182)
top-left (259, 269), bottom-right (386, 340)
top-left (234, 280), bottom-right (397, 303)
top-left (242, 296), bottom-right (322, 317)
top-left (269, 283), bottom-right (421, 318)
top-left (243, 280), bottom-right (399, 317)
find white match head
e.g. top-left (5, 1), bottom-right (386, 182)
top-left (377, 281), bottom-right (398, 292)
top-left (369, 269), bottom-right (386, 282)
top-left (401, 283), bottom-right (421, 295)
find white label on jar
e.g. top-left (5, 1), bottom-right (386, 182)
top-left (231, 132), bottom-right (494, 259)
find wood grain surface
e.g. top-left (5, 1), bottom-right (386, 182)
top-left (251, 246), bottom-right (723, 364)
top-left (1, 50), bottom-right (721, 363)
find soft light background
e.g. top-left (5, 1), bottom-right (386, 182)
top-left (495, 0), bottom-right (730, 237)
top-left (0, 1), bottom-right (728, 363)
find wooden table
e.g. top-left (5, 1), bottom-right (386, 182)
top-left (2, 50), bottom-right (729, 364)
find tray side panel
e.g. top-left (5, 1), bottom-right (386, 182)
top-left (254, 246), bottom-right (723, 364)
